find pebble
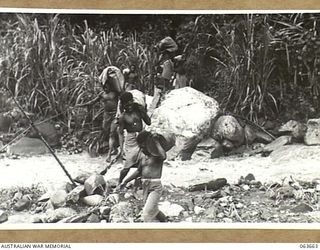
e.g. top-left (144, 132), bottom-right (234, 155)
top-left (223, 218), bottom-right (233, 223)
top-left (124, 193), bottom-right (133, 199)
top-left (194, 206), bottom-right (205, 215)
top-left (0, 210), bottom-right (8, 223)
top-left (242, 185), bottom-right (250, 191)
top-left (217, 213), bottom-right (224, 218)
top-left (235, 203), bottom-right (244, 209)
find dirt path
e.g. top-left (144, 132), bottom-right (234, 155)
top-left (1, 144), bottom-right (320, 192)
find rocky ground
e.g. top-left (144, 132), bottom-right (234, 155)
top-left (0, 143), bottom-right (320, 224)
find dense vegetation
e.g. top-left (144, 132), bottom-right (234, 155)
top-left (0, 13), bottom-right (320, 132)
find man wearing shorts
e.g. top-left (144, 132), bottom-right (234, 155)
top-left (117, 92), bottom-right (151, 185)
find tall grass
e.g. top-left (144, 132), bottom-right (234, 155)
top-left (1, 12), bottom-right (319, 131)
top-left (0, 14), bottom-right (157, 132)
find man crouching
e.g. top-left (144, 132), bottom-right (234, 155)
top-left (118, 130), bottom-right (167, 222)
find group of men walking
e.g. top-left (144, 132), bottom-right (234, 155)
top-left (78, 37), bottom-right (186, 222)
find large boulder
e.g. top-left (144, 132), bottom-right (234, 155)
top-left (211, 115), bottom-right (245, 148)
top-left (147, 87), bottom-right (220, 159)
top-left (84, 174), bottom-right (106, 195)
top-left (279, 120), bottom-right (307, 141)
top-left (109, 201), bottom-right (136, 223)
top-left (0, 113), bottom-right (13, 133)
top-left (304, 119), bottom-right (320, 145)
top-left (27, 121), bottom-right (61, 147)
top-left (6, 137), bottom-right (50, 155)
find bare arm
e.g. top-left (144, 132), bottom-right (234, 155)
top-left (122, 167), bottom-right (141, 186)
top-left (137, 105), bottom-right (151, 125)
top-left (153, 136), bottom-right (166, 160)
top-left (117, 115), bottom-right (125, 156)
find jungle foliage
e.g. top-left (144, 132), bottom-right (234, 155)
top-left (0, 13), bottom-right (320, 131)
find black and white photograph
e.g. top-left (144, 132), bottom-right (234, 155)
top-left (0, 10), bottom-right (320, 226)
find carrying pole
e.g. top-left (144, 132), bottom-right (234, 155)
top-left (3, 85), bottom-right (77, 186)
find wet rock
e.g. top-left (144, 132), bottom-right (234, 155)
top-left (99, 206), bottom-right (111, 219)
top-left (203, 190), bottom-right (222, 199)
top-left (197, 137), bottom-right (219, 150)
top-left (221, 139), bottom-right (235, 152)
top-left (293, 189), bottom-right (304, 200)
top-left (276, 186), bottom-right (295, 199)
top-left (27, 121), bottom-right (60, 147)
top-left (159, 201), bottom-right (185, 217)
top-left (242, 185), bottom-right (250, 191)
top-left (212, 115), bottom-right (245, 147)
top-left (86, 213), bottom-right (101, 223)
top-left (188, 178), bottom-right (227, 192)
top-left (0, 210), bottom-right (8, 223)
top-left (304, 119), bottom-right (320, 145)
top-left (235, 203), bottom-right (244, 209)
top-left (219, 202), bottom-right (228, 207)
top-left (260, 209), bottom-right (273, 221)
top-left (58, 213), bottom-right (90, 223)
top-left (50, 190), bottom-right (68, 208)
top-left (250, 180), bottom-right (262, 188)
top-left (109, 201), bottom-right (136, 223)
top-left (194, 206), bottom-right (205, 215)
top-left (107, 193), bottom-right (120, 204)
top-left (218, 196), bottom-right (232, 203)
top-left (73, 172), bottom-right (92, 185)
top-left (291, 203), bottom-right (314, 213)
top-left (7, 137), bottom-right (50, 155)
top-left (147, 87), bottom-right (220, 159)
top-left (66, 185), bottom-right (86, 203)
top-left (312, 178), bottom-right (320, 185)
top-left (106, 178), bottom-right (118, 188)
top-left (37, 193), bottom-right (51, 202)
top-left (278, 120), bottom-right (307, 141)
top-left (124, 192), bottom-right (134, 200)
top-left (262, 135), bottom-right (292, 155)
top-left (245, 173), bottom-right (255, 182)
top-left (13, 191), bottom-right (23, 202)
top-left (217, 212), bottom-right (224, 218)
top-left (5, 213), bottom-right (37, 224)
top-left (210, 142), bottom-right (224, 159)
top-left (0, 113), bottom-right (13, 133)
top-left (179, 135), bottom-right (203, 161)
top-left (13, 196), bottom-right (31, 211)
top-left (267, 189), bottom-right (277, 199)
top-left (44, 207), bottom-right (78, 223)
top-left (82, 195), bottom-right (104, 206)
top-left (244, 124), bottom-right (257, 144)
top-left (204, 206), bottom-right (217, 219)
top-left (306, 211), bottom-right (320, 222)
top-left (223, 218), bottom-right (233, 223)
top-left (84, 174), bottom-right (106, 195)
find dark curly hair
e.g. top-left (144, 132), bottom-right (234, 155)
top-left (137, 130), bottom-right (152, 145)
top-left (120, 91), bottom-right (133, 105)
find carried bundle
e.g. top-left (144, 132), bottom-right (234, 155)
top-left (157, 37), bottom-right (178, 53)
top-left (146, 132), bottom-right (176, 156)
top-left (99, 66), bottom-right (125, 93)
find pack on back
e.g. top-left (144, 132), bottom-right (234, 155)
top-left (99, 66), bottom-right (124, 93)
top-left (146, 133), bottom-right (176, 156)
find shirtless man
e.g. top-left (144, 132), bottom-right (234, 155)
top-left (117, 92), bottom-right (151, 185)
top-left (118, 130), bottom-right (167, 222)
top-left (78, 69), bottom-right (120, 159)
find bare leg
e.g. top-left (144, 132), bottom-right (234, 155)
top-left (106, 120), bottom-right (118, 162)
top-left (118, 168), bottom-right (130, 185)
